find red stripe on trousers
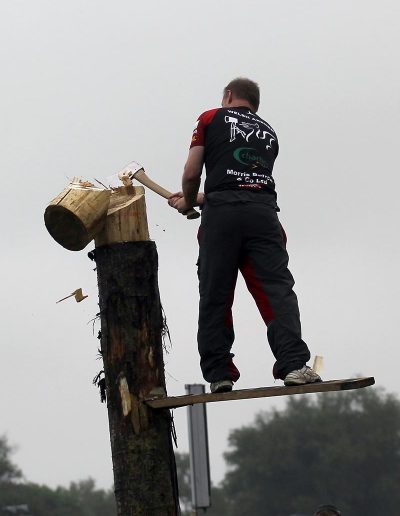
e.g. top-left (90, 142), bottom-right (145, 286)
top-left (240, 256), bottom-right (275, 324)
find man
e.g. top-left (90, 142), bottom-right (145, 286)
top-left (169, 77), bottom-right (321, 393)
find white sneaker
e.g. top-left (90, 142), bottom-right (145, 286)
top-left (284, 365), bottom-right (322, 386)
top-left (210, 380), bottom-right (233, 393)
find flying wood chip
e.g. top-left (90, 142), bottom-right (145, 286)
top-left (56, 288), bottom-right (88, 304)
top-left (77, 179), bottom-right (95, 188)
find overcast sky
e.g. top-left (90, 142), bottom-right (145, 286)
top-left (1, 0), bottom-right (399, 491)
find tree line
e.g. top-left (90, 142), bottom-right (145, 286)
top-left (2, 386), bottom-right (400, 515)
top-left (0, 436), bottom-right (116, 516)
top-left (178, 386), bottom-right (400, 516)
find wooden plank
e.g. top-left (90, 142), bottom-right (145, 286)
top-left (144, 377), bottom-right (375, 409)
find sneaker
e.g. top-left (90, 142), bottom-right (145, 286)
top-left (210, 380), bottom-right (233, 393)
top-left (284, 365), bottom-right (322, 386)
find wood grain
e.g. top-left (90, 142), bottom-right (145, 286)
top-left (94, 185), bottom-right (149, 246)
top-left (45, 186), bottom-right (111, 251)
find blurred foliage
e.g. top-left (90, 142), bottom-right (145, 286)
top-left (175, 451), bottom-right (227, 516)
top-left (175, 451), bottom-right (191, 514)
top-left (0, 478), bottom-right (116, 516)
top-left (0, 436), bottom-right (22, 483)
top-left (3, 386), bottom-right (400, 515)
top-left (0, 439), bottom-right (116, 516)
top-left (177, 386), bottom-right (400, 516)
top-left (222, 386), bottom-right (400, 516)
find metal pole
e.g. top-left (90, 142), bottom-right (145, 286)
top-left (186, 384), bottom-right (211, 513)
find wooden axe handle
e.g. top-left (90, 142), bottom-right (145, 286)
top-left (132, 169), bottom-right (200, 220)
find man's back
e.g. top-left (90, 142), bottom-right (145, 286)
top-left (191, 106), bottom-right (279, 195)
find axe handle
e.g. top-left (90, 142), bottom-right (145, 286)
top-left (133, 169), bottom-right (200, 220)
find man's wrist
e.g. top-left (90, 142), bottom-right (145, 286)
top-left (183, 186), bottom-right (200, 207)
top-left (184, 196), bottom-right (196, 209)
top-left (183, 175), bottom-right (201, 208)
top-left (196, 193), bottom-right (205, 207)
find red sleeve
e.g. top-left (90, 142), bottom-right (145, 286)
top-left (189, 108), bottom-right (219, 148)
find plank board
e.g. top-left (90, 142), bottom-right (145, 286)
top-left (144, 377), bottom-right (375, 409)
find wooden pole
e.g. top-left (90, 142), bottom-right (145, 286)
top-left (92, 185), bottom-right (180, 515)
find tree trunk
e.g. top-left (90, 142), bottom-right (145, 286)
top-left (93, 241), bottom-right (179, 516)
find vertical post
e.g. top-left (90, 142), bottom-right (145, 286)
top-left (92, 186), bottom-right (180, 515)
top-left (186, 384), bottom-right (211, 514)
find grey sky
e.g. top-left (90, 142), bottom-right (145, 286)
top-left (1, 0), bottom-right (399, 490)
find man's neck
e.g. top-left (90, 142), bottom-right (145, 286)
top-left (227, 100), bottom-right (254, 111)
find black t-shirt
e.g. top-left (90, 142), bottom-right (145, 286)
top-left (190, 106), bottom-right (279, 197)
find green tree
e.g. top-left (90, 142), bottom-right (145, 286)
top-left (175, 452), bottom-right (191, 515)
top-left (0, 435), bottom-right (22, 483)
top-left (222, 387), bottom-right (400, 516)
top-left (0, 435), bottom-right (116, 516)
top-left (175, 451), bottom-right (228, 516)
top-left (66, 478), bottom-right (116, 516)
top-left (0, 480), bottom-right (116, 516)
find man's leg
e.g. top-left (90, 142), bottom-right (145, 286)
top-left (240, 203), bottom-right (311, 380)
top-left (197, 203), bottom-right (241, 383)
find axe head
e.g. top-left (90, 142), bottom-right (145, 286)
top-left (106, 161), bottom-right (143, 188)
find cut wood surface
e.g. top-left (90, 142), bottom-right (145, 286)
top-left (94, 185), bottom-right (149, 246)
top-left (44, 184), bottom-right (111, 251)
top-left (144, 377), bottom-right (375, 409)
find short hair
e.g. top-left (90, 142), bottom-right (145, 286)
top-left (224, 77), bottom-right (260, 112)
top-left (315, 504), bottom-right (341, 516)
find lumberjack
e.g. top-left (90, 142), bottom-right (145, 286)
top-left (169, 77), bottom-right (321, 393)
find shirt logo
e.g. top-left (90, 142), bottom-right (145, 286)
top-left (224, 115), bottom-right (276, 149)
top-left (233, 147), bottom-right (269, 169)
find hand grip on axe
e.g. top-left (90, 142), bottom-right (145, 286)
top-left (118, 162), bottom-right (200, 220)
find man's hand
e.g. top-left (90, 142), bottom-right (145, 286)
top-left (168, 191), bottom-right (183, 207)
top-left (169, 197), bottom-right (192, 214)
top-left (168, 192), bottom-right (204, 209)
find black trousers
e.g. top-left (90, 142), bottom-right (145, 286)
top-left (197, 193), bottom-right (311, 383)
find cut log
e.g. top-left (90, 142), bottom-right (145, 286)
top-left (44, 181), bottom-right (111, 251)
top-left (94, 185), bottom-right (149, 246)
top-left (144, 377), bottom-right (375, 410)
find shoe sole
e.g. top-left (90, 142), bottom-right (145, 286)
top-left (284, 378), bottom-right (322, 386)
top-left (211, 385), bottom-right (233, 393)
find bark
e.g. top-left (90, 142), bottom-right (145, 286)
top-left (93, 241), bottom-right (179, 516)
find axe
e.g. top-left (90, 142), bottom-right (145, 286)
top-left (111, 161), bottom-right (200, 220)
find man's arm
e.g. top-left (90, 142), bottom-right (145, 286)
top-left (169, 146), bottom-right (204, 213)
top-left (182, 146), bottom-right (204, 207)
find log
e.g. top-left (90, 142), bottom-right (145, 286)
top-left (44, 180), bottom-right (111, 251)
top-left (95, 185), bottom-right (149, 246)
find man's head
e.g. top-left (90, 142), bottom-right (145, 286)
top-left (222, 77), bottom-right (260, 112)
top-left (314, 504), bottom-right (341, 516)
